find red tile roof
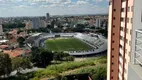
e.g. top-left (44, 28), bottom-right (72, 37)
top-left (0, 45), bottom-right (8, 49)
top-left (4, 49), bottom-right (25, 58)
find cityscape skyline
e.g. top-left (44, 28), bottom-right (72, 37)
top-left (0, 0), bottom-right (108, 17)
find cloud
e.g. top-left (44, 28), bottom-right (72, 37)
top-left (76, 1), bottom-right (88, 5)
top-left (0, 0), bottom-right (108, 17)
top-left (92, 0), bottom-right (104, 2)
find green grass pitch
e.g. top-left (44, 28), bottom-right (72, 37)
top-left (45, 38), bottom-right (93, 51)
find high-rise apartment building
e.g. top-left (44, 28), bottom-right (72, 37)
top-left (0, 25), bottom-right (3, 36)
top-left (32, 18), bottom-right (40, 29)
top-left (46, 13), bottom-right (50, 20)
top-left (0, 20), bottom-right (3, 36)
top-left (107, 0), bottom-right (142, 80)
top-left (96, 18), bottom-right (103, 27)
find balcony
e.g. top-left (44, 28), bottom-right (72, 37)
top-left (128, 29), bottom-right (142, 80)
top-left (134, 29), bottom-right (142, 66)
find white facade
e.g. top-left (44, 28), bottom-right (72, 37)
top-left (96, 18), bottom-right (103, 27)
top-left (129, 0), bottom-right (142, 80)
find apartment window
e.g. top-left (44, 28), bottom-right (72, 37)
top-left (124, 68), bottom-right (127, 73)
top-left (120, 27), bottom-right (123, 31)
top-left (131, 18), bottom-right (133, 23)
top-left (127, 18), bottom-right (129, 23)
top-left (131, 6), bottom-right (133, 12)
top-left (121, 8), bottom-right (125, 12)
top-left (126, 39), bottom-right (128, 43)
top-left (120, 36), bottom-right (124, 40)
top-left (122, 0), bottom-right (126, 2)
top-left (129, 41), bottom-right (131, 46)
top-left (130, 29), bottom-right (132, 35)
top-left (126, 28), bottom-right (128, 33)
top-left (119, 53), bottom-right (122, 57)
top-left (125, 58), bottom-right (127, 63)
top-left (125, 49), bottom-right (127, 53)
top-left (119, 60), bottom-right (123, 67)
top-left (129, 52), bottom-right (131, 57)
top-left (119, 44), bottom-right (123, 49)
top-left (121, 17), bottom-right (124, 22)
top-left (127, 7), bottom-right (130, 12)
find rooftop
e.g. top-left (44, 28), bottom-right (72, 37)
top-left (3, 48), bottom-right (25, 58)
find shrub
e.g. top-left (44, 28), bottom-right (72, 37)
top-left (62, 56), bottom-right (74, 61)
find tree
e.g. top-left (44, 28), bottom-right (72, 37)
top-left (17, 37), bottom-right (25, 47)
top-left (0, 53), bottom-right (12, 77)
top-left (91, 65), bottom-right (107, 80)
top-left (53, 52), bottom-right (74, 61)
top-left (30, 49), bottom-right (53, 68)
top-left (62, 56), bottom-right (74, 61)
top-left (11, 57), bottom-right (32, 74)
top-left (52, 28), bottom-right (62, 33)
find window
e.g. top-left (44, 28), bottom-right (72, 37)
top-left (124, 68), bottom-right (127, 73)
top-left (119, 44), bottom-right (123, 49)
top-left (125, 49), bottom-right (127, 53)
top-left (126, 28), bottom-right (128, 33)
top-left (122, 0), bottom-right (126, 2)
top-left (130, 29), bottom-right (132, 35)
top-left (129, 52), bottom-right (131, 56)
top-left (127, 7), bottom-right (130, 12)
top-left (131, 6), bottom-right (133, 12)
top-left (121, 8), bottom-right (125, 12)
top-left (127, 18), bottom-right (129, 23)
top-left (120, 27), bottom-right (123, 31)
top-left (125, 58), bottom-right (127, 63)
top-left (121, 17), bottom-right (124, 22)
top-left (131, 18), bottom-right (133, 23)
top-left (120, 36), bottom-right (124, 40)
top-left (126, 39), bottom-right (128, 43)
top-left (129, 41), bottom-right (131, 46)
top-left (119, 53), bottom-right (122, 57)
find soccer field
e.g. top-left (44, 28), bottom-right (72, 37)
top-left (45, 38), bottom-right (93, 51)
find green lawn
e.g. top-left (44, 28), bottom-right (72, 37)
top-left (45, 38), bottom-right (93, 51)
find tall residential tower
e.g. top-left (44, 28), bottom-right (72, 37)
top-left (107, 0), bottom-right (142, 80)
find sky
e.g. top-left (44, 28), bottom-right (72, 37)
top-left (0, 0), bottom-right (109, 17)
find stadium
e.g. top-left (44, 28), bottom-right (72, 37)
top-left (26, 33), bottom-right (107, 56)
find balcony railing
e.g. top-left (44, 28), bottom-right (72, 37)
top-left (134, 29), bottom-right (142, 66)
